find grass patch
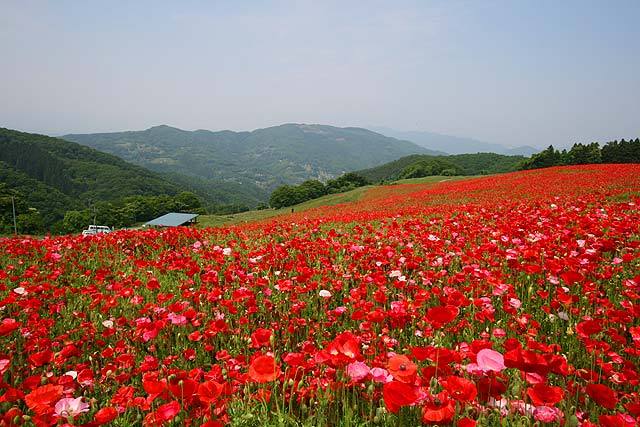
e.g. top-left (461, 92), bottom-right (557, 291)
top-left (198, 186), bottom-right (373, 228)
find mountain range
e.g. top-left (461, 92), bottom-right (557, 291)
top-left (63, 124), bottom-right (440, 199)
top-left (371, 127), bottom-right (539, 156)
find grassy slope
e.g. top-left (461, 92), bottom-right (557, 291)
top-left (198, 175), bottom-right (473, 228)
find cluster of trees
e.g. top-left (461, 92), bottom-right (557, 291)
top-left (269, 173), bottom-right (370, 209)
top-left (61, 192), bottom-right (204, 233)
top-left (357, 153), bottom-right (525, 183)
top-left (398, 159), bottom-right (463, 179)
top-left (1, 189), bottom-right (204, 236)
top-left (0, 184), bottom-right (46, 235)
top-left (0, 128), bottom-right (218, 235)
top-left (520, 139), bottom-right (640, 170)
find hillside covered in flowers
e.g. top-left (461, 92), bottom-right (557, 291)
top-left (1, 164), bottom-right (639, 426)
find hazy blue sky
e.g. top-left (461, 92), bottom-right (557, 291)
top-left (1, 0), bottom-right (638, 147)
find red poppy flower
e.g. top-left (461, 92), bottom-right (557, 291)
top-left (586, 383), bottom-right (618, 409)
top-left (0, 387), bottom-right (23, 403)
top-left (576, 319), bottom-right (602, 338)
top-left (198, 381), bottom-right (223, 404)
top-left (382, 380), bottom-right (420, 413)
top-left (598, 414), bottom-right (635, 427)
top-left (24, 384), bottom-right (63, 416)
top-left (526, 383), bottom-right (564, 406)
top-left (143, 377), bottom-right (166, 396)
top-left (477, 376), bottom-right (507, 402)
top-left (625, 401), bottom-right (640, 417)
top-left (422, 391), bottom-right (455, 425)
top-left (251, 328), bottom-right (272, 348)
top-left (28, 349), bottom-right (53, 367)
top-left (325, 331), bottom-right (361, 366)
top-left (248, 355), bottom-right (281, 383)
top-left (0, 318), bottom-right (20, 336)
top-left (387, 355), bottom-right (417, 383)
top-left (156, 400), bottom-right (180, 422)
top-left (560, 271), bottom-right (584, 285)
top-left (94, 407), bottom-right (118, 425)
top-left (2, 407), bottom-right (23, 425)
top-left (458, 418), bottom-right (477, 427)
top-left (426, 305), bottom-right (459, 328)
top-left (442, 376), bottom-right (477, 402)
top-left (168, 378), bottom-right (197, 401)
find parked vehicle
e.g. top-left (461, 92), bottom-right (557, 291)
top-left (81, 225), bottom-right (112, 236)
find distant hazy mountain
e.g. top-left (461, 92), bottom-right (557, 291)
top-left (371, 127), bottom-right (539, 156)
top-left (64, 124), bottom-right (437, 194)
top-left (503, 145), bottom-right (540, 156)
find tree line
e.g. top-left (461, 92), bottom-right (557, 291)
top-left (356, 153), bottom-right (525, 183)
top-left (397, 158), bottom-right (463, 179)
top-left (520, 138), bottom-right (640, 170)
top-left (269, 173), bottom-right (370, 209)
top-left (1, 189), bottom-right (204, 236)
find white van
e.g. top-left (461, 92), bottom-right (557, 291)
top-left (81, 225), bottom-right (112, 236)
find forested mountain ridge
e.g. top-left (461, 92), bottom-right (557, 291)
top-left (356, 153), bottom-right (526, 182)
top-left (0, 127), bottom-right (202, 234)
top-left (63, 123), bottom-right (437, 192)
top-left (1, 127), bottom-right (181, 197)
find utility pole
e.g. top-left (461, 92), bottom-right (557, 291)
top-left (11, 196), bottom-right (17, 235)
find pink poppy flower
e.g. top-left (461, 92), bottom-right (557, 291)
top-left (55, 397), bottom-right (90, 418)
top-left (476, 348), bottom-right (505, 372)
top-left (371, 367), bottom-right (393, 383)
top-left (533, 406), bottom-right (563, 423)
top-left (346, 361), bottom-right (370, 382)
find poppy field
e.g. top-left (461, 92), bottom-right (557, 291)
top-left (1, 164), bottom-right (639, 426)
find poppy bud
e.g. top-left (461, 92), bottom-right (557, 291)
top-left (429, 376), bottom-right (438, 389)
top-left (287, 379), bottom-right (294, 387)
top-left (511, 383), bottom-right (521, 395)
top-left (566, 414), bottom-right (579, 426)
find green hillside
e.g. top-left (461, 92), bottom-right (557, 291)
top-left (356, 152), bottom-right (525, 182)
top-left (199, 175), bottom-right (469, 228)
top-left (63, 124), bottom-right (436, 194)
top-left (0, 128), bottom-right (201, 234)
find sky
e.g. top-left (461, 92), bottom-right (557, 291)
top-left (1, 0), bottom-right (639, 148)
